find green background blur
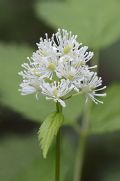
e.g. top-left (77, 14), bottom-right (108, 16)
top-left (0, 0), bottom-right (120, 181)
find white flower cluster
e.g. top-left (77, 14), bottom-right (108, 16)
top-left (19, 29), bottom-right (106, 107)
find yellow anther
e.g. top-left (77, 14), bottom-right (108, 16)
top-left (63, 45), bottom-right (72, 54)
top-left (48, 63), bottom-right (55, 71)
top-left (67, 74), bottom-right (74, 80)
top-left (53, 89), bottom-right (58, 96)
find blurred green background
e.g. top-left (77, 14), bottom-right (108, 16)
top-left (0, 0), bottom-right (120, 181)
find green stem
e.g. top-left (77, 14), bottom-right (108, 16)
top-left (74, 132), bottom-right (87, 181)
top-left (56, 102), bottom-right (62, 112)
top-left (74, 101), bottom-right (90, 181)
top-left (56, 128), bottom-right (61, 181)
top-left (74, 50), bottom-right (99, 181)
top-left (55, 102), bottom-right (62, 181)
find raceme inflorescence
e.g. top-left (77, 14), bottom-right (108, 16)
top-left (19, 29), bottom-right (106, 107)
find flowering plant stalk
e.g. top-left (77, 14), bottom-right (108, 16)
top-left (74, 51), bottom-right (100, 181)
top-left (19, 29), bottom-right (106, 181)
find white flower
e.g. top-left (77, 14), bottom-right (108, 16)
top-left (75, 73), bottom-right (106, 104)
top-left (54, 29), bottom-right (80, 56)
top-left (19, 78), bottom-right (42, 99)
top-left (31, 55), bottom-right (57, 79)
top-left (54, 29), bottom-right (94, 61)
top-left (37, 33), bottom-right (57, 57)
top-left (19, 28), bottom-right (106, 106)
top-left (40, 79), bottom-right (73, 107)
top-left (56, 56), bottom-right (93, 82)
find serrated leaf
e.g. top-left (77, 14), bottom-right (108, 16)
top-left (38, 112), bottom-right (64, 158)
top-left (0, 44), bottom-right (84, 124)
top-left (35, 0), bottom-right (120, 49)
top-left (90, 84), bottom-right (120, 134)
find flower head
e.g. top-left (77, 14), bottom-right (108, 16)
top-left (74, 72), bottom-right (106, 104)
top-left (19, 29), bottom-right (106, 107)
top-left (40, 79), bottom-right (73, 107)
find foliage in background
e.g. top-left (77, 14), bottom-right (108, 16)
top-left (0, 0), bottom-right (120, 180)
top-left (36, 0), bottom-right (120, 49)
top-left (101, 41), bottom-right (120, 81)
top-left (35, 0), bottom-right (120, 157)
top-left (0, 133), bottom-right (75, 181)
top-left (1, 132), bottom-right (120, 181)
top-left (0, 44), bottom-right (120, 135)
top-left (90, 84), bottom-right (120, 134)
top-left (0, 44), bottom-right (85, 124)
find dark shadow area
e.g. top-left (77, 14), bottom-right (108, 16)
top-left (0, 0), bottom-right (54, 46)
top-left (100, 40), bottom-right (120, 84)
top-left (0, 104), bottom-right (39, 135)
top-left (82, 132), bottom-right (120, 181)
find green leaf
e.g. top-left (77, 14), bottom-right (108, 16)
top-left (0, 134), bottom-right (75, 181)
top-left (35, 0), bottom-right (120, 49)
top-left (0, 135), bottom-right (42, 181)
top-left (38, 112), bottom-right (64, 158)
top-left (90, 84), bottom-right (120, 134)
top-left (0, 44), bottom-right (53, 121)
top-left (0, 44), bottom-right (84, 124)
